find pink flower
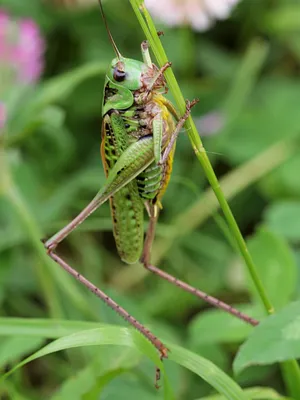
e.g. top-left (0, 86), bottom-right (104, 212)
top-left (0, 9), bottom-right (45, 85)
top-left (145, 0), bottom-right (241, 31)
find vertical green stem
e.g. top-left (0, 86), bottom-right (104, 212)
top-left (281, 360), bottom-right (300, 399)
top-left (129, 2), bottom-right (300, 396)
top-left (130, 0), bottom-right (273, 315)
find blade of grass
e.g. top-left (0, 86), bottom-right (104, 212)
top-left (1, 324), bottom-right (249, 400)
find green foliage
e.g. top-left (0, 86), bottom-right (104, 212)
top-left (1, 0), bottom-right (300, 399)
top-left (234, 301), bottom-right (300, 373)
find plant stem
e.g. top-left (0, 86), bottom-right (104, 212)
top-left (129, 1), bottom-right (300, 395)
top-left (130, 0), bottom-right (273, 314)
top-left (281, 360), bottom-right (300, 399)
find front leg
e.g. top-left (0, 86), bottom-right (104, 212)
top-left (159, 99), bottom-right (199, 166)
top-left (141, 40), bottom-right (172, 92)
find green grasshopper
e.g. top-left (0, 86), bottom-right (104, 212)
top-left (44, 0), bottom-right (257, 381)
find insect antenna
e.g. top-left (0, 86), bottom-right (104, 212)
top-left (98, 0), bottom-right (122, 59)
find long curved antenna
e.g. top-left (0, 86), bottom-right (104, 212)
top-left (98, 0), bottom-right (122, 59)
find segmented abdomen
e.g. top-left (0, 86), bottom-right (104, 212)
top-left (101, 113), bottom-right (144, 264)
top-left (136, 94), bottom-right (176, 206)
top-left (136, 162), bottom-right (162, 201)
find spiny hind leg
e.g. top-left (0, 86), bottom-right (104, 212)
top-left (140, 205), bottom-right (259, 326)
top-left (44, 242), bottom-right (168, 388)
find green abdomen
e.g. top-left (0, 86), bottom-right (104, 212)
top-left (136, 162), bottom-right (163, 201)
top-left (102, 113), bottom-right (144, 264)
top-left (109, 185), bottom-right (143, 264)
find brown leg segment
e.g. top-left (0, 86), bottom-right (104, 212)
top-left (159, 99), bottom-right (199, 166)
top-left (45, 245), bottom-right (168, 387)
top-left (140, 209), bottom-right (259, 327)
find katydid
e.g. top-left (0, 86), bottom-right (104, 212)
top-left (44, 0), bottom-right (258, 384)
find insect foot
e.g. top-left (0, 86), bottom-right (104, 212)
top-left (185, 98), bottom-right (199, 115)
top-left (155, 345), bottom-right (169, 389)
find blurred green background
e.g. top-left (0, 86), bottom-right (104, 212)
top-left (1, 0), bottom-right (300, 398)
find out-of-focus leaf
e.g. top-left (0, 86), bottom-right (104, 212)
top-left (51, 347), bottom-right (142, 400)
top-left (0, 318), bottom-right (103, 338)
top-left (247, 229), bottom-right (297, 309)
top-left (265, 6), bottom-right (300, 34)
top-left (220, 79), bottom-right (300, 163)
top-left (188, 305), bottom-right (260, 345)
top-left (0, 336), bottom-right (44, 368)
top-left (264, 201), bottom-right (300, 241)
top-left (259, 155), bottom-right (300, 199)
top-left (234, 301), bottom-right (300, 374)
top-left (35, 62), bottom-right (107, 107)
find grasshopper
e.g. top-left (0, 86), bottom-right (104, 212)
top-left (44, 0), bottom-right (258, 383)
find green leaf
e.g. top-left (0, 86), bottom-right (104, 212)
top-left (265, 6), bottom-right (300, 34)
top-left (188, 305), bottom-right (260, 345)
top-left (0, 336), bottom-right (43, 368)
top-left (167, 344), bottom-right (249, 400)
top-left (35, 62), bottom-right (107, 107)
top-left (1, 324), bottom-right (248, 400)
top-left (0, 317), bottom-right (103, 338)
top-left (51, 347), bottom-right (143, 400)
top-left (221, 79), bottom-right (300, 163)
top-left (234, 301), bottom-right (300, 374)
top-left (264, 201), bottom-right (300, 241)
top-left (260, 155), bottom-right (300, 199)
top-left (197, 386), bottom-right (291, 399)
top-left (247, 229), bottom-right (297, 309)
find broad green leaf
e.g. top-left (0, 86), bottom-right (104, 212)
top-left (234, 301), bottom-right (300, 374)
top-left (198, 386), bottom-right (291, 399)
top-left (247, 229), bottom-right (297, 309)
top-left (1, 325), bottom-right (248, 400)
top-left (189, 305), bottom-right (260, 345)
top-left (264, 201), bottom-right (300, 241)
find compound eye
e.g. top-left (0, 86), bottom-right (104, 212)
top-left (113, 67), bottom-right (126, 82)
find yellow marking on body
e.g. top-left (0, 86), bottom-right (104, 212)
top-left (152, 94), bottom-right (177, 202)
